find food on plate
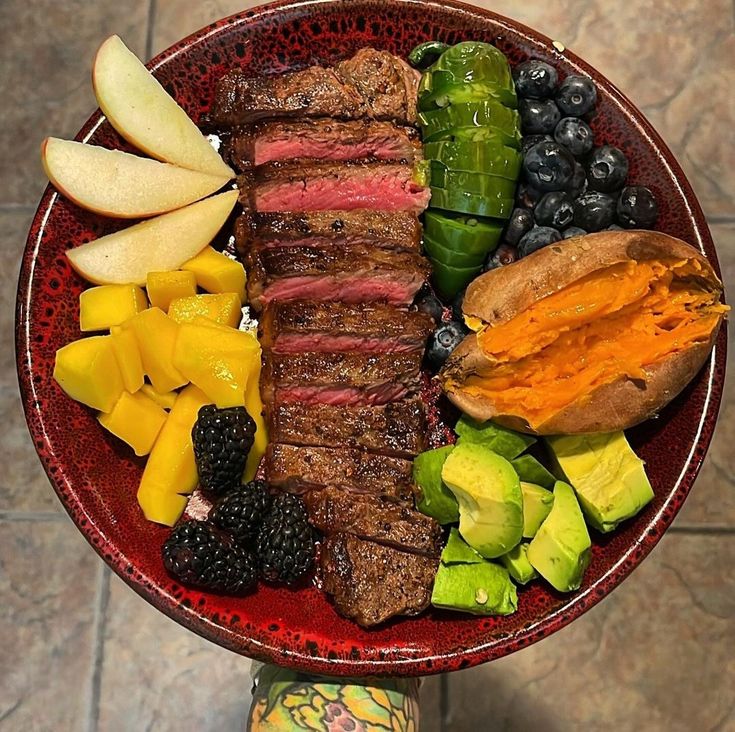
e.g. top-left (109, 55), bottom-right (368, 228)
top-left (511, 454), bottom-right (556, 489)
top-left (167, 293), bottom-right (242, 327)
top-left (527, 481), bottom-right (591, 592)
top-left (93, 35), bottom-right (234, 179)
top-left (547, 432), bottom-right (654, 532)
top-left (65, 190), bottom-right (238, 285)
top-left (413, 445), bottom-right (461, 524)
top-left (182, 246), bottom-right (247, 303)
top-left (79, 283), bottom-right (147, 331)
top-left (140, 383), bottom-right (177, 410)
top-left (210, 480), bottom-right (271, 544)
top-left (146, 270), bottom-right (197, 311)
top-left (98, 390), bottom-right (168, 456)
top-left (110, 325), bottom-right (145, 393)
top-left (443, 231), bottom-right (727, 434)
top-left (418, 101), bottom-right (521, 148)
top-left (519, 482), bottom-right (555, 538)
top-left (441, 442), bottom-right (523, 558)
top-left (499, 543), bottom-right (537, 585)
top-left (426, 320), bottom-right (469, 370)
top-left (454, 414), bottom-right (536, 459)
top-left (41, 137), bottom-right (230, 218)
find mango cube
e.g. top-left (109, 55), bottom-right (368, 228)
top-left (137, 384), bottom-right (211, 523)
top-left (98, 390), bottom-right (168, 456)
top-left (244, 355), bottom-right (267, 481)
top-left (79, 284), bottom-right (147, 331)
top-left (110, 325), bottom-right (144, 393)
top-left (140, 383), bottom-right (177, 410)
top-left (125, 307), bottom-right (188, 393)
top-left (146, 270), bottom-right (197, 311)
top-left (190, 316), bottom-right (261, 352)
top-left (168, 293), bottom-right (241, 327)
top-left (53, 336), bottom-right (124, 412)
top-left (182, 246), bottom-right (246, 303)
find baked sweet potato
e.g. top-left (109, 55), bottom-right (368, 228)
top-left (441, 230), bottom-right (727, 434)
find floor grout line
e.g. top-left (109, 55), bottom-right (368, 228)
top-left (85, 566), bottom-right (111, 732)
top-left (0, 511), bottom-right (66, 521)
top-left (145, 0), bottom-right (157, 61)
top-left (440, 672), bottom-right (450, 732)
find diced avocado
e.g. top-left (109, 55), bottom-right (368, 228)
top-left (499, 543), bottom-right (537, 585)
top-left (546, 432), bottom-right (654, 533)
top-left (511, 454), bottom-right (556, 489)
top-left (527, 481), bottom-right (591, 592)
top-left (441, 527), bottom-right (484, 564)
top-left (521, 481), bottom-right (555, 538)
top-left (413, 446), bottom-right (459, 524)
top-left (455, 415), bottom-right (535, 460)
top-left (441, 442), bottom-right (523, 558)
top-left (432, 561), bottom-right (517, 615)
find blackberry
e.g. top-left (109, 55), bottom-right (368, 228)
top-left (257, 493), bottom-right (316, 584)
top-left (210, 480), bottom-right (271, 544)
top-left (192, 405), bottom-right (256, 494)
top-left (162, 521), bottom-right (257, 594)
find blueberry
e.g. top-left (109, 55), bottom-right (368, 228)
top-left (521, 134), bottom-right (553, 156)
top-left (617, 186), bottom-right (658, 228)
top-left (426, 321), bottom-right (469, 370)
top-left (556, 75), bottom-right (597, 116)
top-left (451, 289), bottom-right (466, 322)
top-left (535, 191), bottom-right (575, 229)
top-left (513, 60), bottom-right (559, 99)
top-left (573, 192), bottom-right (617, 231)
top-left (516, 181), bottom-right (544, 209)
top-left (518, 226), bottom-right (562, 257)
top-left (564, 162), bottom-right (588, 199)
top-left (607, 224), bottom-right (624, 231)
top-left (484, 242), bottom-right (518, 271)
top-left (554, 117), bottom-right (594, 157)
top-left (415, 291), bottom-right (444, 324)
top-left (504, 208), bottom-right (535, 246)
top-left (523, 141), bottom-right (576, 192)
top-left (519, 99), bottom-right (561, 135)
top-left (562, 226), bottom-right (587, 239)
top-left (586, 145), bottom-right (629, 192)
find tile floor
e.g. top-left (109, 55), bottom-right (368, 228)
top-left (0, 1), bottom-right (733, 730)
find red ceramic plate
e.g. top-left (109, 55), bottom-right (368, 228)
top-left (16, 0), bottom-right (726, 677)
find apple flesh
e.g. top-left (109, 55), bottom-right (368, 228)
top-left (41, 137), bottom-right (230, 218)
top-left (92, 35), bottom-right (234, 180)
top-left (66, 189), bottom-right (239, 285)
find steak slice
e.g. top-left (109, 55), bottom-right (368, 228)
top-left (246, 242), bottom-right (430, 309)
top-left (259, 300), bottom-right (433, 354)
top-left (269, 400), bottom-right (428, 458)
top-left (304, 487), bottom-right (442, 557)
top-left (265, 444), bottom-right (415, 501)
top-left (262, 351), bottom-right (423, 407)
top-left (320, 533), bottom-right (438, 627)
top-left (225, 119), bottom-right (421, 169)
top-left (210, 48), bottom-right (419, 127)
top-left (234, 210), bottom-right (422, 255)
top-left (238, 160), bottom-right (430, 214)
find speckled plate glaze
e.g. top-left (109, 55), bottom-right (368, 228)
top-left (16, 0), bottom-right (726, 677)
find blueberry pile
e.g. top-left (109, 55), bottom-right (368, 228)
top-left (489, 60), bottom-right (659, 268)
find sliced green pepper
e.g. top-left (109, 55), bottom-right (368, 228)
top-left (408, 41), bottom-right (450, 70)
top-left (425, 140), bottom-right (522, 178)
top-left (424, 210), bottom-right (503, 254)
top-left (423, 232), bottom-right (488, 268)
top-left (430, 186), bottom-right (515, 219)
top-left (425, 42), bottom-right (515, 90)
top-left (425, 125), bottom-right (522, 150)
top-left (419, 101), bottom-right (520, 138)
top-left (430, 257), bottom-right (483, 300)
top-left (429, 165), bottom-right (518, 199)
top-left (419, 79), bottom-right (518, 111)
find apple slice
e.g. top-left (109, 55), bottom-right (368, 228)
top-left (42, 138), bottom-right (231, 218)
top-left (66, 189), bottom-right (238, 285)
top-left (92, 35), bottom-right (234, 179)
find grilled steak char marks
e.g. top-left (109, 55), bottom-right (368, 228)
top-left (259, 300), bottom-right (434, 354)
top-left (225, 119), bottom-right (422, 168)
top-left (269, 400), bottom-right (428, 458)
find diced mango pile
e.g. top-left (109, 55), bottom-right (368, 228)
top-left (53, 246), bottom-right (267, 527)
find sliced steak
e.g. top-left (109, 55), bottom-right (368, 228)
top-left (305, 487), bottom-right (442, 557)
top-left (210, 48), bottom-right (419, 127)
top-left (246, 242), bottom-right (429, 309)
top-left (320, 533), bottom-right (438, 627)
top-left (234, 210), bottom-right (422, 255)
top-left (238, 160), bottom-right (430, 214)
top-left (265, 444), bottom-right (415, 501)
top-left (269, 400), bottom-right (428, 457)
top-left (262, 351), bottom-right (422, 407)
top-left (259, 300), bottom-right (433, 354)
top-left (225, 119), bottom-right (421, 169)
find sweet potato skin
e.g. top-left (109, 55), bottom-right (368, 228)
top-left (443, 231), bottom-right (726, 435)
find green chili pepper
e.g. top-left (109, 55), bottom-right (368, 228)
top-left (430, 257), bottom-right (483, 300)
top-left (423, 232), bottom-right (488, 268)
top-left (424, 210), bottom-right (504, 254)
top-left (430, 186), bottom-right (515, 219)
top-left (427, 41), bottom-right (515, 89)
top-left (425, 140), bottom-right (522, 179)
top-left (408, 40), bottom-right (450, 69)
top-left (425, 125), bottom-right (522, 149)
top-left (429, 164), bottom-right (518, 199)
top-left (419, 78), bottom-right (518, 111)
top-left (419, 101), bottom-right (520, 139)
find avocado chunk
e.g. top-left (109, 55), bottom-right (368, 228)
top-left (441, 442), bottom-right (523, 558)
top-left (527, 481), bottom-right (591, 592)
top-left (546, 432), bottom-right (654, 533)
top-left (441, 527), bottom-right (484, 564)
top-left (455, 415), bottom-right (536, 460)
top-left (511, 454), bottom-right (556, 489)
top-left (499, 542), bottom-right (537, 585)
top-left (520, 481), bottom-right (555, 538)
top-left (413, 446), bottom-right (459, 524)
top-left (432, 562), bottom-right (518, 615)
